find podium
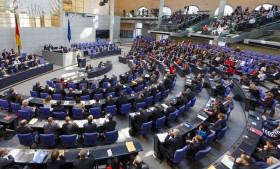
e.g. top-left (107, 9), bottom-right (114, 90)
top-left (79, 57), bottom-right (86, 68)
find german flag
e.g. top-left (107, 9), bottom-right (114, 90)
top-left (15, 16), bottom-right (22, 49)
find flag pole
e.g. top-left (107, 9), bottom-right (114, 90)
top-left (14, 12), bottom-right (21, 56)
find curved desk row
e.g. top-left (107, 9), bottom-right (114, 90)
top-left (0, 63), bottom-right (54, 90)
top-left (90, 49), bottom-right (121, 59)
top-left (87, 61), bottom-right (113, 78)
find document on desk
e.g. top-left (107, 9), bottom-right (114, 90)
top-left (126, 141), bottom-right (136, 152)
top-left (4, 116), bottom-right (12, 120)
top-left (221, 155), bottom-right (234, 169)
top-left (28, 118), bottom-right (38, 125)
top-left (107, 149), bottom-right (112, 157)
top-left (197, 115), bottom-right (207, 121)
top-left (64, 101), bottom-right (69, 105)
top-left (157, 133), bottom-right (168, 143)
top-left (33, 151), bottom-right (48, 163)
top-left (57, 150), bottom-right (64, 160)
top-left (208, 165), bottom-right (216, 169)
top-left (161, 103), bottom-right (168, 108)
top-left (27, 97), bottom-right (34, 101)
top-left (149, 107), bottom-right (154, 111)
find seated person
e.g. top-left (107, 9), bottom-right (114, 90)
top-left (257, 156), bottom-right (280, 169)
top-left (163, 101), bottom-right (176, 117)
top-left (253, 71), bottom-right (266, 81)
top-left (105, 83), bottom-right (114, 95)
top-left (185, 134), bottom-right (206, 160)
top-left (79, 77), bottom-right (88, 86)
top-left (262, 122), bottom-right (280, 140)
top-left (62, 116), bottom-right (79, 135)
top-left (55, 85), bottom-right (66, 98)
top-left (85, 64), bottom-right (93, 72)
top-left (66, 88), bottom-right (76, 99)
top-left (231, 154), bottom-right (257, 169)
top-left (103, 115), bottom-right (117, 132)
top-left (52, 100), bottom-right (66, 113)
top-left (116, 92), bottom-right (128, 110)
top-left (223, 95), bottom-right (234, 110)
top-left (149, 104), bottom-right (163, 124)
top-left (183, 88), bottom-right (195, 102)
top-left (43, 95), bottom-right (53, 111)
top-left (83, 115), bottom-right (97, 133)
top-left (46, 149), bottom-right (66, 169)
top-left (16, 119), bottom-right (37, 137)
top-left (43, 117), bottom-right (59, 139)
top-left (175, 93), bottom-right (188, 109)
top-left (106, 157), bottom-right (123, 169)
top-left (21, 99), bottom-right (36, 117)
top-left (81, 85), bottom-right (90, 96)
top-left (208, 113), bottom-right (226, 134)
top-left (226, 79), bottom-right (234, 90)
top-left (43, 85), bottom-right (53, 95)
top-left (204, 105), bottom-right (220, 123)
top-left (134, 93), bottom-right (145, 108)
top-left (252, 139), bottom-right (280, 162)
top-left (73, 97), bottom-right (86, 113)
top-left (105, 95), bottom-right (115, 107)
top-left (248, 83), bottom-right (260, 100)
top-left (259, 92), bottom-right (274, 108)
top-left (239, 75), bottom-right (250, 86)
top-left (0, 147), bottom-right (14, 169)
top-left (73, 149), bottom-right (94, 169)
top-left (14, 94), bottom-right (23, 105)
top-left (214, 80), bottom-right (226, 96)
top-left (262, 114), bottom-right (280, 130)
top-left (133, 108), bottom-right (149, 132)
top-left (101, 74), bottom-right (110, 85)
top-left (92, 97), bottom-right (101, 108)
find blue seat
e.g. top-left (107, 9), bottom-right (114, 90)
top-left (225, 108), bottom-right (231, 121)
top-left (140, 121), bottom-right (153, 135)
top-left (91, 83), bottom-right (97, 89)
top-left (53, 94), bottom-right (62, 100)
top-left (171, 81), bottom-right (176, 90)
top-left (68, 83), bottom-right (76, 89)
top-left (18, 110), bottom-right (31, 120)
top-left (154, 92), bottom-right (161, 103)
top-left (216, 126), bottom-right (228, 140)
top-left (126, 87), bottom-right (134, 95)
top-left (53, 112), bottom-right (66, 120)
top-left (167, 110), bottom-right (177, 124)
top-left (102, 82), bottom-right (109, 89)
top-left (89, 108), bottom-right (101, 118)
top-left (30, 91), bottom-right (38, 97)
top-left (173, 146), bottom-right (188, 164)
top-left (46, 80), bottom-right (54, 88)
top-left (259, 100), bottom-right (278, 114)
top-left (112, 81), bottom-right (119, 87)
top-left (40, 93), bottom-right (48, 99)
top-left (137, 85), bottom-right (144, 92)
top-left (162, 89), bottom-right (169, 100)
top-left (145, 81), bottom-right (149, 87)
top-left (107, 92), bottom-right (116, 97)
top-left (134, 72), bottom-right (138, 79)
top-left (55, 83), bottom-right (63, 89)
top-left (39, 107), bottom-right (52, 118)
top-left (93, 94), bottom-right (103, 99)
top-left (127, 75), bottom-right (133, 83)
top-left (0, 100), bottom-right (9, 110)
top-left (121, 103), bottom-right (131, 115)
top-left (79, 83), bottom-right (87, 90)
top-left (11, 103), bottom-right (21, 113)
top-left (178, 105), bottom-right (185, 117)
top-left (83, 133), bottom-right (98, 146)
top-left (145, 96), bottom-right (153, 107)
top-left (81, 95), bottom-right (90, 100)
top-left (155, 116), bottom-right (166, 129)
top-left (65, 97), bottom-right (74, 100)
top-left (61, 134), bottom-right (77, 148)
top-left (190, 97), bottom-right (196, 107)
top-left (72, 108), bottom-right (83, 119)
top-left (204, 131), bottom-right (216, 147)
top-left (135, 102), bottom-right (145, 112)
top-left (40, 134), bottom-right (56, 147)
top-left (223, 87), bottom-right (231, 97)
top-left (17, 133), bottom-right (37, 148)
top-left (193, 147), bottom-right (211, 161)
top-left (119, 89), bottom-right (127, 95)
top-left (106, 105), bottom-right (116, 115)
top-left (105, 130), bottom-right (118, 144)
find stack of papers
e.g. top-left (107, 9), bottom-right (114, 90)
top-left (197, 115), bottom-right (207, 121)
top-left (157, 133), bottom-right (168, 143)
top-left (126, 141), bottom-right (136, 152)
top-left (161, 104), bottom-right (168, 108)
top-left (221, 155), bottom-right (234, 169)
top-left (33, 151), bottom-right (48, 163)
top-left (29, 118), bottom-right (38, 125)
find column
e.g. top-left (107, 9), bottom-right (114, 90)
top-left (110, 0), bottom-right (115, 43)
top-left (158, 0), bottom-right (164, 26)
top-left (217, 0), bottom-right (227, 19)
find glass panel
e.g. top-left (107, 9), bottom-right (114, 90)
top-left (255, 4), bottom-right (273, 11)
top-left (214, 5), bottom-right (234, 16)
top-left (163, 6), bottom-right (172, 16)
top-left (184, 6), bottom-right (200, 15)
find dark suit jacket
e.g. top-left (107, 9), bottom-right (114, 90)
top-left (55, 88), bottom-right (66, 97)
top-left (210, 119), bottom-right (226, 133)
top-left (52, 105), bottom-right (66, 112)
top-left (83, 122), bottom-right (97, 133)
top-left (33, 85), bottom-right (42, 94)
top-left (46, 155), bottom-right (66, 169)
top-left (105, 98), bottom-right (115, 107)
top-left (134, 113), bottom-right (149, 130)
top-left (92, 88), bottom-right (103, 96)
top-left (4, 92), bottom-right (16, 103)
top-left (104, 120), bottom-right (117, 132)
top-left (216, 85), bottom-right (226, 95)
top-left (110, 76), bottom-right (117, 83)
top-left (73, 157), bottom-right (94, 169)
top-left (232, 162), bottom-right (258, 169)
top-left (0, 155), bottom-right (14, 169)
top-left (187, 142), bottom-right (206, 158)
top-left (81, 89), bottom-right (90, 96)
top-left (164, 106), bottom-right (176, 116)
top-left (43, 88), bottom-right (53, 95)
top-left (115, 85), bottom-right (124, 96)
top-left (79, 80), bottom-right (88, 85)
top-left (163, 135), bottom-right (184, 158)
top-left (150, 109), bottom-right (163, 123)
top-left (62, 123), bottom-right (79, 135)
top-left (164, 78), bottom-right (173, 90)
top-left (142, 91), bottom-right (150, 98)
top-left (66, 92), bottom-right (76, 98)
top-left (16, 126), bottom-right (33, 134)
top-left (116, 95), bottom-right (128, 108)
top-left (150, 88), bottom-right (158, 97)
top-left (43, 123), bottom-right (60, 134)
top-left (157, 84), bottom-right (165, 94)
top-left (184, 92), bottom-right (195, 102)
top-left (217, 102), bottom-right (226, 114)
top-left (101, 78), bottom-right (110, 84)
top-left (106, 87), bottom-right (114, 95)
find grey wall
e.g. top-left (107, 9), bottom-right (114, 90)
top-left (0, 14), bottom-right (120, 55)
top-left (142, 24), bottom-right (156, 38)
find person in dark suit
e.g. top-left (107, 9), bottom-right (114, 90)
top-left (142, 87), bottom-right (150, 98)
top-left (43, 117), bottom-right (59, 134)
top-left (149, 104), bottom-right (163, 124)
top-left (104, 115), bottom-right (117, 132)
top-left (55, 85), bottom-right (66, 98)
top-left (185, 134), bottom-right (206, 160)
top-left (62, 116), bottom-right (79, 135)
top-left (209, 113), bottom-right (227, 134)
top-left (66, 88), bottom-right (76, 99)
top-left (116, 92), bottom-right (128, 110)
top-left (176, 93), bottom-right (188, 109)
top-left (158, 129), bottom-right (183, 163)
top-left (43, 85), bottom-right (53, 95)
top-left (191, 77), bottom-right (202, 91)
top-left (232, 154), bottom-right (258, 169)
top-left (46, 149), bottom-right (66, 169)
top-left (115, 83), bottom-right (124, 96)
top-left (223, 95), bottom-right (234, 110)
top-left (101, 74), bottom-right (110, 85)
top-left (16, 119), bottom-right (34, 134)
top-left (73, 149), bottom-right (94, 169)
top-left (184, 88), bottom-right (195, 102)
top-left (157, 81), bottom-right (165, 94)
top-left (4, 88), bottom-right (16, 103)
top-left (52, 100), bottom-right (66, 113)
top-left (133, 108), bottom-right (149, 132)
top-left (204, 105), bottom-right (220, 123)
top-left (81, 85), bottom-right (90, 96)
top-left (150, 84), bottom-right (158, 98)
top-left (33, 82), bottom-right (43, 95)
top-left (105, 83), bottom-right (114, 95)
top-left (260, 92), bottom-right (275, 108)
top-left (105, 95), bottom-right (115, 107)
top-left (252, 139), bottom-right (280, 162)
top-left (92, 97), bottom-right (101, 109)
top-left (214, 80), bottom-right (226, 96)
top-left (215, 99), bottom-right (227, 114)
top-left (79, 77), bottom-right (88, 86)
top-left (83, 115), bottom-right (97, 133)
top-left (163, 101), bottom-right (176, 117)
top-left (92, 85), bottom-right (103, 97)
top-left (164, 75), bottom-right (173, 90)
top-left (134, 93), bottom-right (145, 108)
top-left (0, 67), bottom-right (7, 76)
top-left (0, 147), bottom-right (14, 169)
top-left (110, 73), bottom-right (118, 84)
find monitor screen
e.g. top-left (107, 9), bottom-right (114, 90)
top-left (96, 30), bottom-right (109, 39)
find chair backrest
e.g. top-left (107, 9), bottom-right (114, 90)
top-left (102, 82), bottom-right (109, 89)
top-left (105, 130), bottom-right (118, 144)
top-left (171, 81), bottom-right (176, 90)
top-left (18, 110), bottom-right (31, 120)
top-left (68, 83), bottom-right (76, 89)
top-left (91, 83), bottom-right (97, 89)
top-left (121, 103), bottom-right (131, 115)
top-left (39, 107), bottom-right (52, 118)
top-left (137, 84), bottom-right (144, 92)
top-left (53, 112), bottom-right (66, 120)
top-left (0, 100), bottom-right (9, 110)
top-left (40, 93), bottom-right (48, 99)
top-left (135, 102), bottom-right (145, 112)
top-left (119, 89), bottom-right (127, 95)
top-left (178, 105), bottom-right (185, 117)
top-left (128, 75), bottom-right (133, 83)
top-left (11, 103), bottom-right (21, 113)
top-left (40, 134), bottom-right (55, 147)
top-left (141, 121), bottom-right (153, 135)
top-left (126, 87), bottom-right (134, 95)
top-left (156, 116), bottom-right (166, 129)
top-left (106, 105), bottom-right (116, 115)
top-left (90, 108), bottom-right (101, 118)
top-left (55, 83), bottom-right (63, 89)
top-left (217, 126), bottom-right (228, 140)
top-left (113, 81), bottom-right (119, 87)
top-left (168, 110), bottom-right (177, 124)
top-left (154, 92), bottom-right (161, 103)
top-left (185, 101), bottom-right (191, 112)
top-left (72, 108), bottom-right (83, 119)
top-left (190, 97), bottom-right (196, 107)
top-left (83, 133), bottom-right (98, 146)
top-left (224, 87), bottom-right (231, 96)
top-left (81, 95), bottom-right (90, 100)
top-left (204, 131), bottom-right (216, 147)
top-left (94, 94), bottom-right (103, 99)
top-left (30, 90), bottom-right (38, 97)
top-left (65, 97), bottom-right (75, 100)
top-left (53, 94), bottom-right (62, 100)
top-left (134, 72), bottom-right (138, 79)
top-left (194, 147), bottom-right (212, 161)
top-left (173, 146), bottom-right (188, 163)
top-left (145, 96), bottom-right (153, 107)
top-left (61, 134), bottom-right (77, 148)
top-left (107, 92), bottom-right (116, 97)
top-left (162, 89), bottom-right (169, 100)
top-left (17, 133), bottom-right (34, 146)
top-left (79, 83), bottom-right (87, 90)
